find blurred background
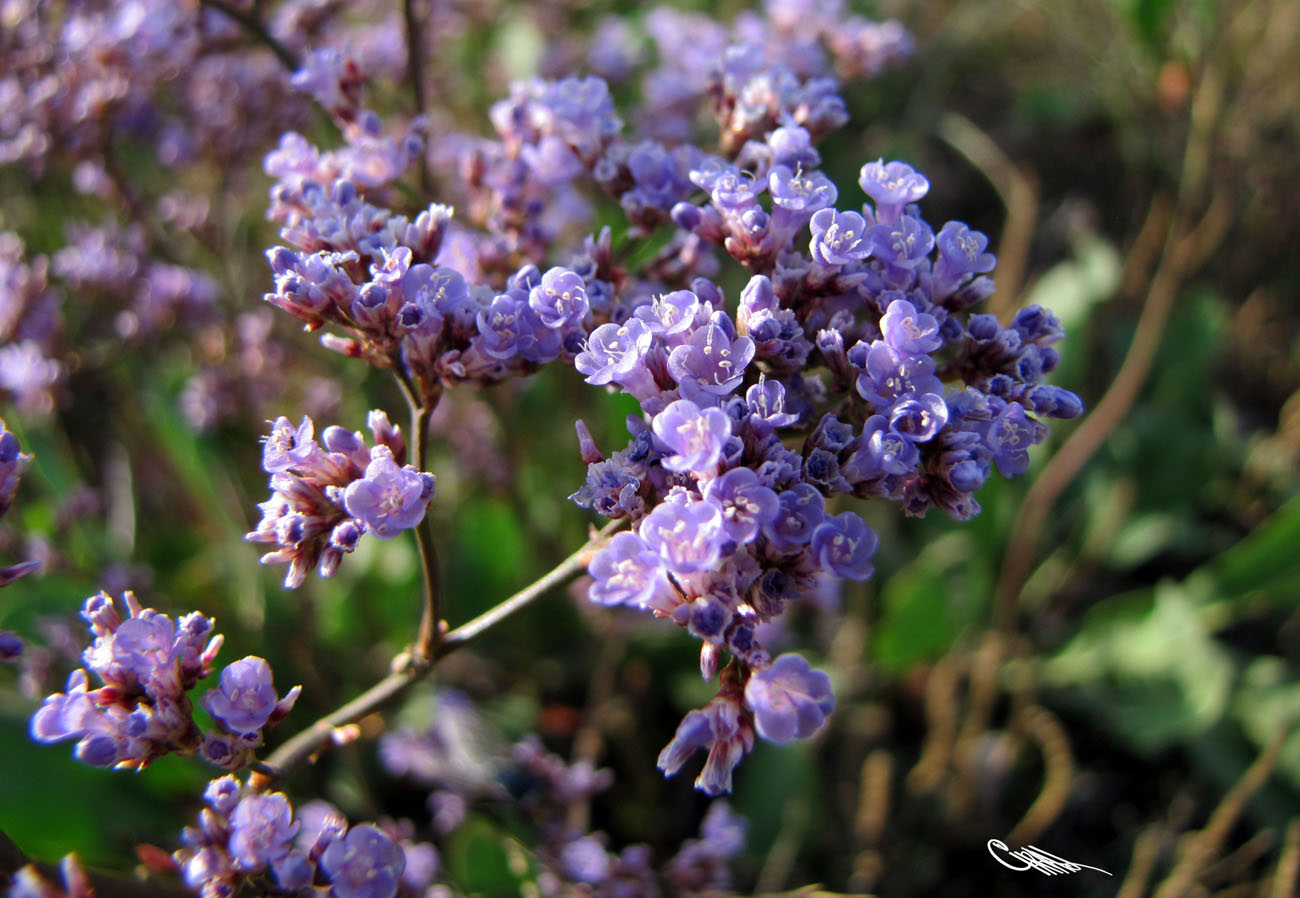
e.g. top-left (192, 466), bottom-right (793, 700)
top-left (1, 0), bottom-right (1298, 895)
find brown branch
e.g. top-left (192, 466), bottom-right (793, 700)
top-left (1007, 704), bottom-right (1075, 845)
top-left (906, 655), bottom-right (960, 794)
top-left (438, 518), bottom-right (625, 655)
top-left (1269, 818), bottom-right (1300, 898)
top-left (937, 113), bottom-right (1039, 321)
top-left (1116, 826), bottom-right (1163, 898)
top-left (993, 58), bottom-right (1228, 631)
top-left (1153, 725), bottom-right (1288, 898)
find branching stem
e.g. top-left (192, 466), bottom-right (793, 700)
top-left (259, 518), bottom-right (623, 782)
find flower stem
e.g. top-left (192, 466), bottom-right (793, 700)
top-left (258, 519), bottom-right (622, 781)
top-left (392, 370), bottom-right (444, 662)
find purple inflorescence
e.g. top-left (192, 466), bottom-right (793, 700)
top-left (561, 63), bottom-right (1081, 798)
top-left (246, 410), bottom-right (435, 587)
top-left (29, 592), bottom-right (298, 771)
top-left (175, 778), bottom-right (424, 898)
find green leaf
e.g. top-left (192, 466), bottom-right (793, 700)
top-left (1204, 496), bottom-right (1300, 602)
top-left (446, 816), bottom-right (534, 898)
top-left (1231, 656), bottom-right (1300, 791)
top-left (1042, 580), bottom-right (1234, 753)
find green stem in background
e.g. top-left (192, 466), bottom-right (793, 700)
top-left (258, 519), bottom-right (622, 782)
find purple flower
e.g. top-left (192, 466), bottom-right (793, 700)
top-left (888, 393), bottom-right (949, 443)
top-left (229, 792), bottom-right (300, 871)
top-left (879, 298), bottom-right (942, 356)
top-left (657, 694), bottom-right (754, 796)
top-left (810, 512), bottom-right (878, 580)
top-left (0, 630), bottom-right (22, 662)
top-left (105, 613), bottom-right (179, 695)
top-left (561, 836), bottom-right (612, 885)
top-left (744, 654), bottom-right (835, 744)
top-left (262, 416), bottom-right (318, 475)
top-left (274, 851), bottom-right (317, 891)
top-left (639, 495), bottom-right (725, 574)
top-left (204, 656), bottom-right (298, 735)
top-left (652, 399), bottom-right (732, 475)
top-left (574, 318), bottom-right (653, 385)
top-left (867, 214), bottom-right (935, 270)
top-left (858, 159), bottom-right (929, 224)
top-left (296, 800), bottom-right (349, 858)
top-left (762, 484), bottom-right (826, 554)
top-left (745, 377), bottom-right (801, 430)
top-left (666, 321), bottom-right (755, 397)
top-left (204, 776), bottom-right (243, 815)
top-left (633, 290), bottom-right (700, 341)
top-left (703, 468), bottom-right (779, 544)
top-left (767, 123), bottom-right (820, 170)
top-left (342, 446), bottom-right (436, 539)
top-left (842, 415), bottom-right (920, 480)
top-left (706, 166), bottom-right (760, 210)
top-left (588, 532), bottom-right (672, 610)
top-left (933, 221), bottom-right (997, 296)
top-left (984, 401), bottom-right (1043, 476)
top-left (1, 419), bottom-right (31, 519)
top-left (854, 341), bottom-right (944, 407)
top-left (768, 165), bottom-right (837, 214)
top-left (809, 208), bottom-right (871, 265)
top-left (320, 824), bottom-right (406, 898)
top-left (527, 266), bottom-right (589, 329)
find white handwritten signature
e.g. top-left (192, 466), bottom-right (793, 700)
top-left (987, 839), bottom-right (1113, 876)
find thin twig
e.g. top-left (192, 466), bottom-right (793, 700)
top-left (197, 0), bottom-right (301, 71)
top-left (1268, 818), bottom-right (1300, 898)
top-left (260, 654), bottom-right (429, 780)
top-left (259, 519), bottom-right (623, 780)
top-left (937, 113), bottom-right (1039, 320)
top-left (906, 655), bottom-right (959, 794)
top-left (1116, 826), bottom-right (1163, 898)
top-left (1007, 704), bottom-right (1075, 845)
top-left (439, 518), bottom-right (625, 655)
top-left (1152, 726), bottom-right (1288, 898)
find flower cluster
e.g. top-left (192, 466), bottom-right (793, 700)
top-left (0, 0), bottom-right (311, 175)
top-left (569, 152), bottom-right (1081, 794)
top-left (633, 3), bottom-right (911, 146)
top-left (30, 591), bottom-right (299, 770)
top-left (175, 776), bottom-right (438, 898)
top-left (246, 411), bottom-right (436, 588)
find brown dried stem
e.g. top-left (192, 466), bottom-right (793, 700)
top-left (994, 57), bottom-right (1228, 631)
top-left (937, 113), bottom-right (1039, 320)
top-left (1152, 725), bottom-right (1288, 898)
